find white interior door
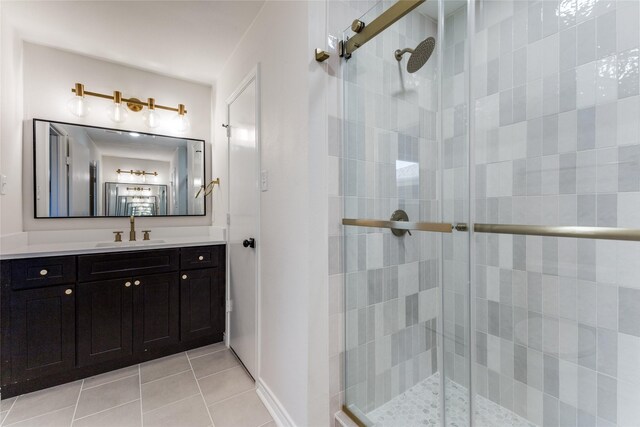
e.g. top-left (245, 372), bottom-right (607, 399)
top-left (228, 72), bottom-right (259, 379)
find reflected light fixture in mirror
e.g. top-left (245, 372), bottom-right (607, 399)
top-left (67, 83), bottom-right (90, 117)
top-left (107, 90), bottom-right (128, 123)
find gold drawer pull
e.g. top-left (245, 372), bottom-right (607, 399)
top-left (198, 256), bottom-right (204, 261)
top-left (134, 280), bottom-right (141, 286)
top-left (40, 269), bottom-right (48, 276)
top-left (182, 274), bottom-right (188, 280)
top-left (125, 281), bottom-right (131, 287)
top-left (65, 288), bottom-right (73, 295)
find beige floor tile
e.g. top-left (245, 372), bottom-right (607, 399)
top-left (190, 349), bottom-right (239, 379)
top-left (199, 366), bottom-right (254, 405)
top-left (141, 370), bottom-right (199, 413)
top-left (2, 381), bottom-right (81, 425)
top-left (143, 394), bottom-right (211, 427)
top-left (1, 410), bottom-right (8, 424)
top-left (75, 375), bottom-right (140, 419)
top-left (73, 400), bottom-right (141, 427)
top-left (208, 390), bottom-right (272, 427)
top-left (0, 397), bottom-right (17, 412)
top-left (82, 365), bottom-right (139, 390)
top-left (4, 406), bottom-right (74, 427)
top-left (140, 353), bottom-right (190, 384)
top-left (186, 342), bottom-right (226, 360)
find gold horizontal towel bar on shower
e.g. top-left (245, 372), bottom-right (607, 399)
top-left (342, 218), bottom-right (453, 233)
top-left (468, 223), bottom-right (640, 241)
top-left (340, 0), bottom-right (426, 57)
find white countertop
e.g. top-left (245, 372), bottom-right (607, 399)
top-left (0, 226), bottom-right (226, 259)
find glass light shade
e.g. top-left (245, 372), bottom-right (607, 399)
top-left (107, 103), bottom-right (128, 123)
top-left (67, 95), bottom-right (90, 117)
top-left (143, 109), bottom-right (162, 129)
top-left (172, 113), bottom-right (190, 133)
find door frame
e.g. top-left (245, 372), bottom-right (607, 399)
top-left (225, 64), bottom-right (261, 379)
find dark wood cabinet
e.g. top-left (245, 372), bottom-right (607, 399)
top-left (133, 272), bottom-right (180, 353)
top-left (77, 278), bottom-right (133, 366)
top-left (2, 244), bottom-right (225, 398)
top-left (10, 284), bottom-right (75, 381)
top-left (180, 268), bottom-right (225, 342)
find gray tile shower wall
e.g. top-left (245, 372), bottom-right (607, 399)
top-left (472, 0), bottom-right (640, 426)
top-left (327, 0), bottom-right (444, 418)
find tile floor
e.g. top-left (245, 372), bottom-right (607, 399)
top-left (0, 343), bottom-right (275, 427)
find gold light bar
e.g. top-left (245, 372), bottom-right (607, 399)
top-left (472, 223), bottom-right (640, 241)
top-left (342, 218), bottom-right (453, 233)
top-left (117, 169), bottom-right (158, 177)
top-left (72, 83), bottom-right (187, 113)
top-left (342, 0), bottom-right (426, 56)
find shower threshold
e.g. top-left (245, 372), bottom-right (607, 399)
top-left (367, 373), bottom-right (536, 427)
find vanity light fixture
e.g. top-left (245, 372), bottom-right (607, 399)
top-left (116, 169), bottom-right (158, 177)
top-left (67, 83), bottom-right (90, 117)
top-left (70, 83), bottom-right (188, 131)
top-left (143, 98), bottom-right (162, 129)
top-left (107, 91), bottom-right (128, 123)
top-left (171, 103), bottom-right (190, 133)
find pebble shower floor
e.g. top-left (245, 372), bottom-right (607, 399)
top-left (367, 373), bottom-right (536, 427)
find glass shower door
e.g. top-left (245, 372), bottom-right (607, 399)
top-left (340, 0), bottom-right (471, 425)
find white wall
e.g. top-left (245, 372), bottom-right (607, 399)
top-left (213, 1), bottom-right (328, 425)
top-left (13, 42), bottom-right (214, 232)
top-left (0, 14), bottom-right (24, 236)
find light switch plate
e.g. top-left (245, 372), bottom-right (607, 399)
top-left (0, 175), bottom-right (6, 195)
top-left (261, 170), bottom-right (268, 192)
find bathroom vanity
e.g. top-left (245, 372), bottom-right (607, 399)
top-left (0, 243), bottom-right (226, 398)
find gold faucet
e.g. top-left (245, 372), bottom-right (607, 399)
top-left (129, 215), bottom-right (136, 241)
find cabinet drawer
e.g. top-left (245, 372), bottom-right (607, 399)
top-left (180, 245), bottom-right (225, 271)
top-left (78, 249), bottom-right (179, 282)
top-left (11, 256), bottom-right (76, 290)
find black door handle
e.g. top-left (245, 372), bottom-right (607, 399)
top-left (243, 238), bottom-right (255, 248)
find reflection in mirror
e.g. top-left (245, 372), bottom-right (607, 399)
top-left (34, 119), bottom-right (205, 217)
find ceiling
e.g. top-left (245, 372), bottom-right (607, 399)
top-left (1, 0), bottom-right (265, 85)
top-left (83, 127), bottom-right (196, 162)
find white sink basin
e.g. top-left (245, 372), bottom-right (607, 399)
top-left (95, 239), bottom-right (166, 248)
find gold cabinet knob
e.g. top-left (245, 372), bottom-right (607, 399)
top-left (40, 269), bottom-right (48, 276)
top-left (134, 280), bottom-right (141, 286)
top-left (198, 256), bottom-right (204, 261)
top-left (182, 274), bottom-right (188, 280)
top-left (125, 281), bottom-right (131, 287)
top-left (65, 288), bottom-right (73, 295)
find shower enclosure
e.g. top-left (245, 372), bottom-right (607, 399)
top-left (340, 0), bottom-right (640, 425)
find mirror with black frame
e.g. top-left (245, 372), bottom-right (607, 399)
top-left (33, 119), bottom-right (206, 218)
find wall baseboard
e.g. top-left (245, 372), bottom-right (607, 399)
top-left (256, 379), bottom-right (296, 427)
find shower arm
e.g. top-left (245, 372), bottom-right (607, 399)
top-left (394, 47), bottom-right (415, 61)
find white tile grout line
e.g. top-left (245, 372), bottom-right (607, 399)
top-left (138, 364), bottom-right (143, 427)
top-left (3, 405), bottom-right (76, 427)
top-left (187, 344), bottom-right (228, 361)
top-left (72, 398), bottom-right (141, 422)
top-left (70, 378), bottom-right (84, 425)
top-left (186, 350), bottom-right (217, 427)
top-left (141, 368), bottom-right (193, 385)
top-left (1, 396), bottom-right (18, 426)
top-left (81, 372), bottom-right (140, 391)
top-left (193, 362), bottom-right (242, 382)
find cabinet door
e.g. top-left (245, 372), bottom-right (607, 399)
top-left (133, 273), bottom-right (179, 353)
top-left (10, 285), bottom-right (75, 381)
top-left (77, 278), bottom-right (133, 366)
top-left (180, 268), bottom-right (225, 342)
